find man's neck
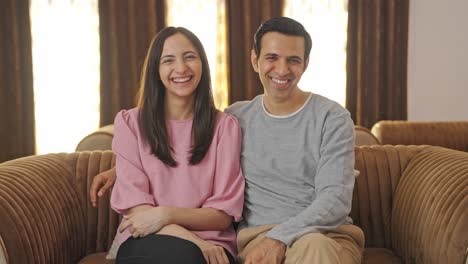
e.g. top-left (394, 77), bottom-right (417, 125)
top-left (263, 90), bottom-right (311, 116)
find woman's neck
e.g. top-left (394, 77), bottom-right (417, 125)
top-left (164, 96), bottom-right (194, 120)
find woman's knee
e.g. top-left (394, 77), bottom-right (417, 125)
top-left (117, 234), bottom-right (206, 264)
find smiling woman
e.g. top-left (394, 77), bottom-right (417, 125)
top-left (29, 0), bottom-right (100, 154)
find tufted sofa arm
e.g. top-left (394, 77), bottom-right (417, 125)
top-left (391, 146), bottom-right (468, 263)
top-left (0, 151), bottom-right (119, 264)
top-left (352, 145), bottom-right (468, 263)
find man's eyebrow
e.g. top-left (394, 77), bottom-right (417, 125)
top-left (288, 55), bottom-right (303, 61)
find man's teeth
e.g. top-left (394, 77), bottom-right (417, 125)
top-left (173, 76), bottom-right (191, 83)
top-left (272, 78), bottom-right (287, 85)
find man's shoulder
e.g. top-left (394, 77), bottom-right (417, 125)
top-left (225, 95), bottom-right (262, 117)
top-left (312, 94), bottom-right (350, 116)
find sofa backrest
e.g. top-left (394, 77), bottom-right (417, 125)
top-left (355, 125), bottom-right (380, 145)
top-left (371, 120), bottom-right (468, 152)
top-left (76, 125), bottom-right (115, 151)
top-left (0, 151), bottom-right (118, 263)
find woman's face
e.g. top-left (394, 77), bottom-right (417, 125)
top-left (158, 33), bottom-right (202, 102)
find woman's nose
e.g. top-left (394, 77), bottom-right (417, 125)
top-left (174, 60), bottom-right (188, 73)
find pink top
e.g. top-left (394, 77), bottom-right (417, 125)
top-left (110, 108), bottom-right (244, 256)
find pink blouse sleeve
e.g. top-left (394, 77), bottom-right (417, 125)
top-left (202, 114), bottom-right (245, 222)
top-left (110, 110), bottom-right (155, 214)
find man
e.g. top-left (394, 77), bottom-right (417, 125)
top-left (91, 17), bottom-right (364, 264)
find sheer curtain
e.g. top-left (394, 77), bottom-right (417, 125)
top-left (30, 0), bottom-right (100, 154)
top-left (284, 0), bottom-right (348, 106)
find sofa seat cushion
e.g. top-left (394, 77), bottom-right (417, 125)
top-left (363, 248), bottom-right (402, 264)
top-left (78, 253), bottom-right (115, 264)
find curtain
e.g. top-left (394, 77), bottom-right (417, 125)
top-left (98, 0), bottom-right (166, 126)
top-left (0, 0), bottom-right (36, 162)
top-left (226, 0), bottom-right (284, 104)
top-left (346, 0), bottom-right (409, 128)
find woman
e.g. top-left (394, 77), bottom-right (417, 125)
top-left (110, 27), bottom-right (244, 264)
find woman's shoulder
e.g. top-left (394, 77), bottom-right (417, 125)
top-left (216, 111), bottom-right (240, 128)
top-left (114, 107), bottom-right (141, 131)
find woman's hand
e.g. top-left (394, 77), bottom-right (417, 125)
top-left (196, 239), bottom-right (230, 264)
top-left (119, 206), bottom-right (171, 238)
top-left (158, 224), bottom-right (230, 264)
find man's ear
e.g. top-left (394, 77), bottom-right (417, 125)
top-left (251, 49), bottom-right (259, 73)
top-left (304, 57), bottom-right (309, 72)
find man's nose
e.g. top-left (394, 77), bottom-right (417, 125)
top-left (275, 60), bottom-right (290, 76)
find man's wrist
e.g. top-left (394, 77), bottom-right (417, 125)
top-left (265, 237), bottom-right (287, 250)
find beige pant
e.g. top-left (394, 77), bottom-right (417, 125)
top-left (237, 224), bottom-right (365, 264)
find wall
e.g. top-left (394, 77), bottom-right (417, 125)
top-left (407, 0), bottom-right (468, 121)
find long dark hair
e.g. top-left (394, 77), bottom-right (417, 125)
top-left (137, 27), bottom-right (217, 167)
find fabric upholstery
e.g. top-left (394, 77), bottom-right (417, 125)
top-left (351, 145), bottom-right (427, 249)
top-left (78, 252), bottom-right (114, 264)
top-left (0, 151), bottom-right (118, 263)
top-left (362, 248), bottom-right (402, 264)
top-left (355, 125), bottom-right (380, 145)
top-left (76, 125), bottom-right (115, 151)
top-left (371, 121), bottom-right (468, 152)
top-left (392, 147), bottom-right (468, 263)
top-left (0, 234), bottom-right (8, 263)
top-left (1, 146), bottom-right (467, 263)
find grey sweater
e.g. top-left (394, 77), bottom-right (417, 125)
top-left (226, 94), bottom-right (355, 246)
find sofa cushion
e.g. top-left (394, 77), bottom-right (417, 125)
top-left (78, 252), bottom-right (115, 264)
top-left (363, 248), bottom-right (402, 264)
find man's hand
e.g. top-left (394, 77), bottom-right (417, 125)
top-left (119, 206), bottom-right (171, 238)
top-left (244, 237), bottom-right (286, 264)
top-left (90, 167), bottom-right (116, 207)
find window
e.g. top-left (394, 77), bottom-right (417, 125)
top-left (284, 0), bottom-right (348, 106)
top-left (166, 0), bottom-right (228, 110)
top-left (30, 0), bottom-right (100, 154)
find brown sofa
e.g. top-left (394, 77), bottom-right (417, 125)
top-left (371, 121), bottom-right (468, 152)
top-left (1, 146), bottom-right (467, 263)
top-left (355, 125), bottom-right (380, 145)
top-left (75, 125), bottom-right (115, 151)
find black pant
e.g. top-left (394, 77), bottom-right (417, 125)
top-left (116, 234), bottom-right (236, 264)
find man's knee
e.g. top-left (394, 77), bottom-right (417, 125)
top-left (295, 233), bottom-right (341, 252)
top-left (284, 233), bottom-right (342, 264)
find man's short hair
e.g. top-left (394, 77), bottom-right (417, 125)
top-left (253, 17), bottom-right (312, 60)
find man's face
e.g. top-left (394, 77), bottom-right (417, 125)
top-left (251, 32), bottom-right (308, 103)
